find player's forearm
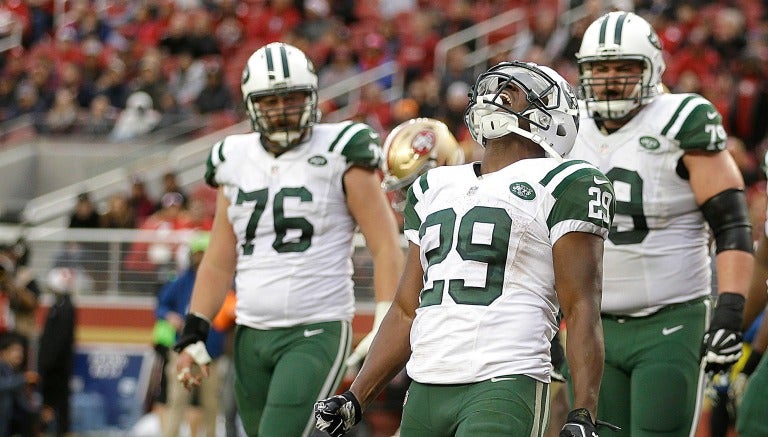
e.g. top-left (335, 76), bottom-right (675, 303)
top-left (564, 304), bottom-right (604, 419)
top-left (189, 263), bottom-right (234, 319)
top-left (716, 250), bottom-right (754, 300)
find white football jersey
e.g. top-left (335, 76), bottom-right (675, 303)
top-left (403, 158), bottom-right (614, 384)
top-left (568, 93), bottom-right (728, 316)
top-left (205, 121), bottom-right (382, 329)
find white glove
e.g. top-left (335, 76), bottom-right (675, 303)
top-left (184, 340), bottom-right (212, 366)
top-left (346, 301), bottom-right (391, 367)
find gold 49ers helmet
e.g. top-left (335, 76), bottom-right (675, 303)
top-left (382, 118), bottom-right (465, 211)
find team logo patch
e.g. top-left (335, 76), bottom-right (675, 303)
top-left (308, 155), bottom-right (328, 166)
top-left (411, 129), bottom-right (436, 156)
top-left (509, 182), bottom-right (535, 200)
top-left (639, 136), bottom-right (660, 150)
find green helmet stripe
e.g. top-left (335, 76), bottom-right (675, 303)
top-left (614, 12), bottom-right (627, 45)
top-left (265, 46), bottom-right (275, 80)
top-left (598, 15), bottom-right (609, 45)
top-left (279, 44), bottom-right (290, 78)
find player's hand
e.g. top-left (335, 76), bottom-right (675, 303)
top-left (314, 391), bottom-right (362, 437)
top-left (560, 408), bottom-right (621, 437)
top-left (175, 350), bottom-right (209, 390)
top-left (702, 293), bottom-right (745, 373)
top-left (173, 312), bottom-right (211, 353)
top-left (346, 301), bottom-right (391, 367)
top-left (173, 313), bottom-right (212, 389)
top-left (560, 409), bottom-right (598, 437)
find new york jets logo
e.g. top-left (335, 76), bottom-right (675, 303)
top-left (509, 182), bottom-right (535, 200)
top-left (308, 155), bottom-right (327, 166)
top-left (639, 136), bottom-right (660, 150)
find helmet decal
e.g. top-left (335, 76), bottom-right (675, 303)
top-left (412, 129), bottom-right (436, 156)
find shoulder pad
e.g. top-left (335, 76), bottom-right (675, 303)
top-left (327, 122), bottom-right (382, 169)
top-left (658, 94), bottom-right (726, 152)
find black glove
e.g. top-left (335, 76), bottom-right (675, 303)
top-left (314, 391), bottom-right (362, 437)
top-left (701, 293), bottom-right (745, 373)
top-left (560, 408), bottom-right (621, 437)
top-left (172, 313), bottom-right (211, 353)
top-left (560, 408), bottom-right (598, 437)
top-left (550, 333), bottom-right (566, 383)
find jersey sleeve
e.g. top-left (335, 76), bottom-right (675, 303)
top-left (403, 174), bottom-right (428, 244)
top-left (204, 140), bottom-right (226, 188)
top-left (544, 164), bottom-right (615, 243)
top-left (661, 94), bottom-right (727, 152)
top-left (336, 123), bottom-right (382, 169)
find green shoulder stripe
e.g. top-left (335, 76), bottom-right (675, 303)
top-left (539, 160), bottom-right (592, 188)
top-left (660, 95), bottom-right (698, 136)
top-left (403, 181), bottom-right (422, 232)
top-left (661, 95), bottom-right (726, 151)
top-left (332, 123), bottom-right (382, 169)
top-left (546, 173), bottom-right (614, 230)
top-left (550, 166), bottom-right (605, 200)
top-left (204, 140), bottom-right (225, 187)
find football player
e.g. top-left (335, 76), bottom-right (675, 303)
top-left (172, 42), bottom-right (404, 437)
top-left (315, 60), bottom-right (616, 437)
top-left (566, 11), bottom-right (754, 437)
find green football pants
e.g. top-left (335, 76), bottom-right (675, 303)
top-left (233, 321), bottom-right (351, 437)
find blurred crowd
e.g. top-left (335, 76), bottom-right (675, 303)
top-left (1, 0), bottom-right (767, 167)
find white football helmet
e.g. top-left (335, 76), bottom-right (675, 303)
top-left (464, 61), bottom-right (580, 160)
top-left (576, 11), bottom-right (666, 120)
top-left (241, 42), bottom-right (320, 150)
top-left (382, 118), bottom-right (465, 211)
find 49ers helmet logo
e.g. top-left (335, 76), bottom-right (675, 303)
top-left (412, 130), bottom-right (437, 155)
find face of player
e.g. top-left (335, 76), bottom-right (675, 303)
top-left (251, 91), bottom-right (309, 134)
top-left (585, 59), bottom-right (644, 101)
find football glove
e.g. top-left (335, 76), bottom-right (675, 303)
top-left (314, 391), bottom-right (362, 437)
top-left (346, 301), bottom-right (391, 367)
top-left (173, 313), bottom-right (212, 366)
top-left (560, 408), bottom-right (621, 437)
top-left (560, 409), bottom-right (598, 437)
top-left (702, 293), bottom-right (745, 373)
